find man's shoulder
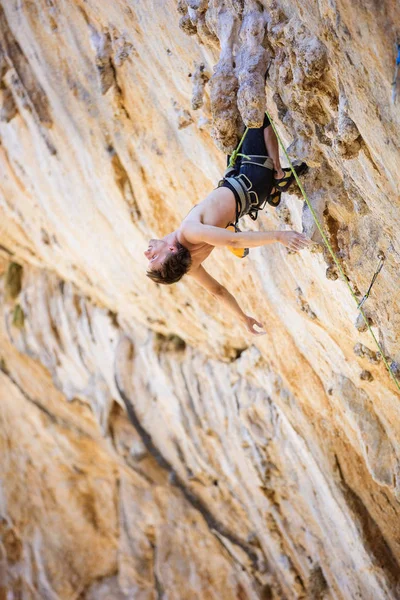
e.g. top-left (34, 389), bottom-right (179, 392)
top-left (179, 220), bottom-right (202, 245)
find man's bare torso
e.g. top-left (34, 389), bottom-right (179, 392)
top-left (177, 186), bottom-right (236, 271)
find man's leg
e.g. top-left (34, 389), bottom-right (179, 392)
top-left (238, 116), bottom-right (275, 212)
top-left (263, 126), bottom-right (284, 180)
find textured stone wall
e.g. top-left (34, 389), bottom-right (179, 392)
top-left (0, 1), bottom-right (400, 598)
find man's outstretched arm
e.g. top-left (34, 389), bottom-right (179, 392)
top-left (182, 222), bottom-right (310, 252)
top-left (188, 265), bottom-right (265, 335)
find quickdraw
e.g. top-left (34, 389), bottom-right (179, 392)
top-left (357, 252), bottom-right (385, 309)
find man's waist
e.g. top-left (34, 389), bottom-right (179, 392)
top-left (223, 174), bottom-right (260, 208)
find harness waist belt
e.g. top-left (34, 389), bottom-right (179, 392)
top-left (241, 155), bottom-right (274, 170)
top-left (221, 155), bottom-right (274, 222)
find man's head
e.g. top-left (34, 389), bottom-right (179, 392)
top-left (145, 238), bottom-right (192, 285)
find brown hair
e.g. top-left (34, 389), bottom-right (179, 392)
top-left (146, 242), bottom-right (192, 285)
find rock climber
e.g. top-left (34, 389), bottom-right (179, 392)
top-left (145, 113), bottom-right (310, 335)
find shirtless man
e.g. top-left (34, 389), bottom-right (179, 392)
top-left (145, 114), bottom-right (310, 335)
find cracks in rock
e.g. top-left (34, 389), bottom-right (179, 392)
top-left (4, 262), bottom-right (23, 301)
top-left (106, 143), bottom-right (141, 223)
top-left (360, 140), bottom-right (382, 175)
top-left (114, 375), bottom-right (260, 571)
top-left (0, 5), bottom-right (57, 156)
top-left (0, 5), bottom-right (52, 127)
top-left (0, 543), bottom-right (7, 600)
top-left (295, 287), bottom-right (317, 321)
top-left (334, 454), bottom-right (400, 592)
top-left (322, 209), bottom-right (340, 265)
top-left (87, 22), bottom-right (131, 121)
top-left (0, 519), bottom-right (23, 569)
top-left (272, 91), bottom-right (289, 123)
top-left (81, 301), bottom-right (96, 345)
top-left (0, 362), bottom-right (91, 439)
top-left (262, 509), bottom-right (306, 599)
top-left (342, 177), bottom-right (370, 216)
top-left (314, 123), bottom-right (332, 147)
top-left (76, 570), bottom-right (119, 600)
top-left (0, 84), bottom-right (17, 123)
top-left (333, 89), bottom-right (363, 160)
top-left (89, 27), bottom-right (115, 96)
top-left (0, 245), bottom-right (14, 257)
top-left (46, 301), bottom-right (64, 354)
top-left (153, 564), bottom-right (165, 600)
top-left (211, 528), bottom-right (255, 579)
top-left (178, 364), bottom-right (202, 429)
top-left (321, 207), bottom-right (354, 282)
top-left (108, 406), bottom-right (156, 485)
top-left (153, 332), bottom-right (186, 354)
top-left (307, 565), bottom-right (328, 600)
top-left (172, 99), bottom-right (194, 130)
top-left (301, 190), bottom-right (326, 245)
top-left (353, 342), bottom-right (380, 364)
top-left (333, 376), bottom-right (399, 490)
top-left (77, 0), bottom-right (134, 136)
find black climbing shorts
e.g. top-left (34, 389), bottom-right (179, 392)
top-left (219, 113), bottom-right (274, 222)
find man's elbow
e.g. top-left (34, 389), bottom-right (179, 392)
top-left (212, 284), bottom-right (227, 298)
top-left (228, 235), bottom-right (242, 248)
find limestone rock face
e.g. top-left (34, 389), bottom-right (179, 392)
top-left (0, 0), bottom-right (400, 598)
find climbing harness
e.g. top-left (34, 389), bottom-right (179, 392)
top-left (263, 109), bottom-right (400, 393)
top-left (392, 42), bottom-right (400, 103)
top-left (357, 252), bottom-right (385, 309)
top-left (221, 156), bottom-right (275, 222)
top-left (228, 138), bottom-right (306, 212)
top-left (225, 170), bottom-right (271, 219)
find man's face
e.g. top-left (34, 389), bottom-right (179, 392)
top-left (144, 239), bottom-right (171, 271)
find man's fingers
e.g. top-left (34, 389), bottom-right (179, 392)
top-left (289, 238), bottom-right (309, 251)
top-left (294, 233), bottom-right (311, 245)
top-left (282, 231), bottom-right (311, 252)
top-left (294, 237), bottom-right (309, 246)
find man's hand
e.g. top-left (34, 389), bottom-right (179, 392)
top-left (278, 231), bottom-right (311, 252)
top-left (242, 315), bottom-right (266, 336)
top-left (190, 267), bottom-right (267, 335)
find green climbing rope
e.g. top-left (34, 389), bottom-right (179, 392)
top-left (228, 127), bottom-right (249, 168)
top-left (237, 110), bottom-right (400, 393)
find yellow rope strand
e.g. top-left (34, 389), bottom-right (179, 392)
top-left (262, 110), bottom-right (399, 393)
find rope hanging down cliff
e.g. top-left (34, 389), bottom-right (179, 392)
top-left (229, 111), bottom-right (400, 393)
